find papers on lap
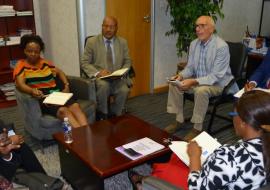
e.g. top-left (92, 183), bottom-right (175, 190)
top-left (99, 68), bottom-right (129, 79)
top-left (115, 137), bottom-right (165, 160)
top-left (166, 77), bottom-right (182, 86)
top-left (169, 131), bottom-right (221, 166)
top-left (43, 92), bottom-right (73, 105)
top-left (234, 88), bottom-right (270, 98)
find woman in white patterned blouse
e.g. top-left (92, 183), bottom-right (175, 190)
top-left (188, 90), bottom-right (270, 189)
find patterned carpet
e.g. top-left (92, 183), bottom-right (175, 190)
top-left (0, 92), bottom-right (238, 189)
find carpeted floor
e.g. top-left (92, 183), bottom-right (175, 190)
top-left (0, 92), bottom-right (238, 189)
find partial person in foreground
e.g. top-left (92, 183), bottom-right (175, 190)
top-left (0, 120), bottom-right (46, 182)
top-left (129, 90), bottom-right (269, 190)
top-left (80, 16), bottom-right (132, 119)
top-left (13, 34), bottom-right (88, 128)
top-left (165, 15), bottom-right (238, 139)
top-left (245, 49), bottom-right (270, 91)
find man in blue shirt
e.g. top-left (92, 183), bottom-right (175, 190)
top-left (165, 16), bottom-right (237, 139)
top-left (245, 49), bottom-right (270, 91)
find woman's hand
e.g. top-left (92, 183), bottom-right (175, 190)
top-left (31, 88), bottom-right (44, 98)
top-left (187, 141), bottom-right (202, 171)
top-left (244, 82), bottom-right (256, 92)
top-left (0, 131), bottom-right (20, 157)
top-left (62, 84), bottom-right (70, 93)
top-left (9, 135), bottom-right (24, 145)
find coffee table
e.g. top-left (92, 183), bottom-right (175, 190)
top-left (53, 114), bottom-right (178, 190)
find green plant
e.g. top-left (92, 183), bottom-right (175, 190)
top-left (166, 0), bottom-right (224, 56)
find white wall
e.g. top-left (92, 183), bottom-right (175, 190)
top-left (153, 0), bottom-right (180, 88)
top-left (84, 0), bottom-right (105, 37)
top-left (33, 0), bottom-right (80, 76)
top-left (215, 0), bottom-right (262, 42)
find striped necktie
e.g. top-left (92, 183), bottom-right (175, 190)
top-left (106, 40), bottom-right (113, 72)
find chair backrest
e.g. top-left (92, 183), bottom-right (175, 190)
top-left (84, 35), bottom-right (95, 47)
top-left (227, 42), bottom-right (247, 86)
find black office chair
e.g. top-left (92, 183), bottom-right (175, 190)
top-left (184, 42), bottom-right (247, 134)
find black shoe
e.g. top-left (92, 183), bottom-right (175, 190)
top-left (96, 111), bottom-right (108, 121)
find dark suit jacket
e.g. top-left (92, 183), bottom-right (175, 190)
top-left (250, 49), bottom-right (270, 88)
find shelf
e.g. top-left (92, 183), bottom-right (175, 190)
top-left (0, 91), bottom-right (16, 108)
top-left (0, 14), bottom-right (33, 18)
top-left (0, 0), bottom-right (34, 108)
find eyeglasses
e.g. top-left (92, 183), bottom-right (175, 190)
top-left (228, 111), bottom-right (239, 117)
top-left (195, 24), bottom-right (207, 29)
top-left (102, 24), bottom-right (117, 30)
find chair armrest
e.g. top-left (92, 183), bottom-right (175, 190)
top-left (142, 176), bottom-right (183, 190)
top-left (67, 76), bottom-right (96, 102)
top-left (221, 78), bottom-right (236, 95)
top-left (15, 89), bottom-right (43, 119)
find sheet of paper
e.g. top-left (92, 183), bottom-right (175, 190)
top-left (115, 137), bottom-right (165, 160)
top-left (169, 131), bottom-right (221, 166)
top-left (43, 92), bottom-right (73, 105)
top-left (234, 88), bottom-right (270, 98)
top-left (100, 68), bottom-right (129, 79)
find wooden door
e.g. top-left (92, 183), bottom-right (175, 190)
top-left (106, 0), bottom-right (151, 96)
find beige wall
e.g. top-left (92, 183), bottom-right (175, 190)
top-left (34, 0), bottom-right (80, 76)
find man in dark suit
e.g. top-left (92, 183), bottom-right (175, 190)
top-left (80, 16), bottom-right (132, 119)
top-left (0, 120), bottom-right (46, 181)
top-left (245, 49), bottom-right (270, 90)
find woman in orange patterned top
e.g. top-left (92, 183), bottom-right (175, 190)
top-left (13, 34), bottom-right (88, 128)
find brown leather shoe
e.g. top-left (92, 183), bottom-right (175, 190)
top-left (164, 123), bottom-right (182, 134)
top-left (184, 128), bottom-right (201, 142)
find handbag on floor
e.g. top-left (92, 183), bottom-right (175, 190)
top-left (13, 172), bottom-right (64, 190)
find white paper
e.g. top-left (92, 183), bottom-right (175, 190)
top-left (166, 77), bottom-right (182, 86)
top-left (115, 137), bottom-right (165, 160)
top-left (123, 137), bottom-right (165, 155)
top-left (169, 131), bottom-right (221, 166)
top-left (234, 87), bottom-right (270, 98)
top-left (100, 68), bottom-right (129, 79)
top-left (43, 92), bottom-right (73, 105)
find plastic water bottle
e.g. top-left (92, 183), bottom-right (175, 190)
top-left (63, 117), bottom-right (73, 144)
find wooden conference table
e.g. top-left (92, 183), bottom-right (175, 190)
top-left (53, 114), bottom-right (178, 190)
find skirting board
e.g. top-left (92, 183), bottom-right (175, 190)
top-left (153, 85), bottom-right (168, 94)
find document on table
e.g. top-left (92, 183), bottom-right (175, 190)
top-left (115, 137), bottom-right (165, 160)
top-left (43, 92), bottom-right (73, 105)
top-left (99, 68), bottom-right (129, 79)
top-left (234, 87), bottom-right (270, 98)
top-left (169, 131), bottom-right (221, 166)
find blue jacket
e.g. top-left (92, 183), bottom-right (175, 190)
top-left (250, 49), bottom-right (270, 88)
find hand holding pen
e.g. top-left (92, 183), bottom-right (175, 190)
top-left (31, 88), bottom-right (44, 98)
top-left (244, 80), bottom-right (256, 92)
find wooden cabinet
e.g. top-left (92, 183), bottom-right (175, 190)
top-left (0, 0), bottom-right (35, 107)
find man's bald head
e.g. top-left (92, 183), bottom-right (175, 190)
top-left (102, 16), bottom-right (118, 40)
top-left (195, 16), bottom-right (215, 42)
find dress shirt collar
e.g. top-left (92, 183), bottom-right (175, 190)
top-left (200, 34), bottom-right (213, 47)
top-left (103, 36), bottom-right (115, 44)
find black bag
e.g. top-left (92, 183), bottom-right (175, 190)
top-left (14, 172), bottom-right (64, 190)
